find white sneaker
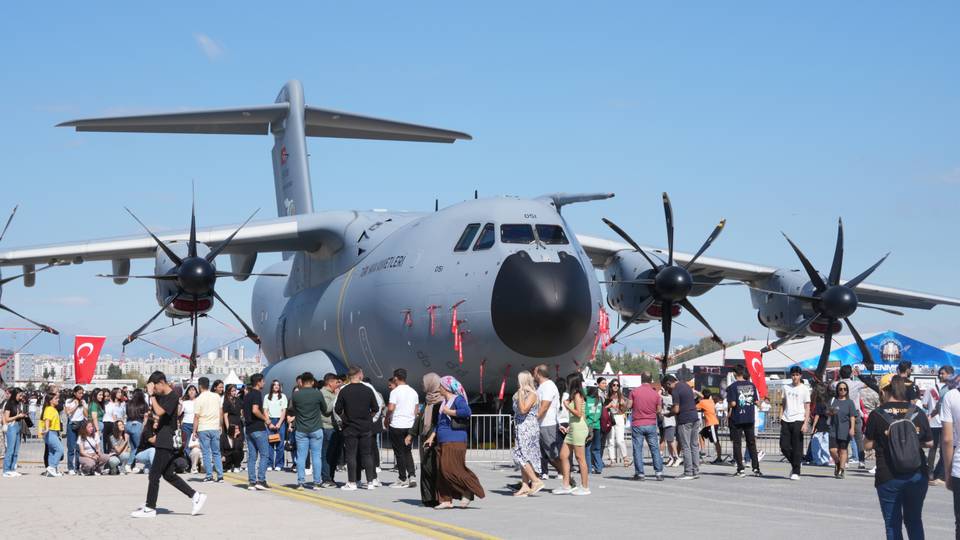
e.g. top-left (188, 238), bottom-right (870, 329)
top-left (552, 486), bottom-right (574, 495)
top-left (869, 466), bottom-right (876, 475)
top-left (757, 451), bottom-right (766, 462)
top-left (341, 482), bottom-right (358, 491)
top-left (124, 465), bottom-right (132, 473)
top-left (571, 487), bottom-right (591, 496)
top-left (266, 467), bottom-right (273, 472)
top-left (67, 470), bottom-right (76, 476)
top-left (371, 479), bottom-right (382, 488)
top-left (130, 506), bottom-right (157, 519)
top-left (790, 474), bottom-right (800, 481)
top-left (376, 467), bottom-right (382, 474)
top-left (46, 466), bottom-right (58, 477)
top-left (390, 480), bottom-right (409, 488)
top-left (305, 468), bottom-right (312, 475)
top-left (191, 492), bottom-right (207, 516)
top-left (3, 471), bottom-right (17, 478)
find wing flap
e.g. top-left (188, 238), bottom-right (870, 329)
top-left (57, 104), bottom-right (289, 135)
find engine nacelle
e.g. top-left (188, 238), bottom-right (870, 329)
top-left (155, 241), bottom-right (216, 318)
top-left (260, 349), bottom-right (346, 395)
top-left (603, 250), bottom-right (659, 320)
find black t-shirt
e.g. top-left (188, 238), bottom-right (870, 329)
top-left (153, 391), bottom-right (180, 450)
top-left (223, 398), bottom-right (242, 427)
top-left (864, 401), bottom-right (933, 486)
top-left (242, 389), bottom-right (266, 433)
top-left (725, 380), bottom-right (758, 425)
top-left (334, 383), bottom-right (378, 432)
top-left (671, 383), bottom-right (698, 425)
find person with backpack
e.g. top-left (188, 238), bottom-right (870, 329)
top-left (864, 375), bottom-right (934, 540)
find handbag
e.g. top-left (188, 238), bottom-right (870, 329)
top-left (268, 432), bottom-right (281, 444)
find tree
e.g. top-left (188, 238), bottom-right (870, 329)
top-left (107, 364), bottom-right (124, 380)
top-left (124, 371), bottom-right (146, 389)
top-left (42, 368), bottom-right (50, 379)
top-left (25, 382), bottom-right (35, 391)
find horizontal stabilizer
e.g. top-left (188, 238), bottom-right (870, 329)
top-left (58, 104), bottom-right (472, 143)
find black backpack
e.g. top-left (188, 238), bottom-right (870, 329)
top-left (876, 405), bottom-right (923, 475)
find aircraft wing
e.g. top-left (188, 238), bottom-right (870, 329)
top-left (0, 213), bottom-right (352, 267)
top-left (576, 234), bottom-right (960, 310)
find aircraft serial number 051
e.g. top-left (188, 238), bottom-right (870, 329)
top-left (360, 255), bottom-right (406, 277)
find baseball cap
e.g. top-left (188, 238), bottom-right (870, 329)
top-left (879, 373), bottom-right (895, 390)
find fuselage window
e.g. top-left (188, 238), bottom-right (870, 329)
top-left (500, 224), bottom-right (535, 244)
top-left (535, 224), bottom-right (569, 245)
top-left (454, 223), bottom-right (481, 252)
top-left (473, 223), bottom-right (496, 250)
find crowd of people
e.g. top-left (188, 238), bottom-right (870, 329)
top-left (1, 359), bottom-right (958, 538)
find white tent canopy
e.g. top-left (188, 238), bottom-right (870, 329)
top-left (945, 342), bottom-right (960, 356)
top-left (223, 369), bottom-right (243, 386)
top-left (666, 333), bottom-right (880, 373)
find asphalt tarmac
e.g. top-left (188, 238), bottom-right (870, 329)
top-left (2, 450), bottom-right (954, 539)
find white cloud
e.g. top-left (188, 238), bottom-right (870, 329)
top-left (193, 32), bottom-right (225, 61)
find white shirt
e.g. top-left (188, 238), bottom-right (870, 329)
top-left (922, 384), bottom-right (946, 429)
top-left (781, 383), bottom-right (811, 423)
top-left (536, 379), bottom-right (560, 427)
top-left (388, 384), bottom-right (419, 429)
top-left (939, 388), bottom-right (960, 478)
top-left (104, 401), bottom-right (124, 423)
top-left (661, 393), bottom-right (676, 428)
top-left (66, 398), bottom-right (87, 423)
top-left (181, 399), bottom-right (195, 424)
top-left (557, 392), bottom-right (570, 424)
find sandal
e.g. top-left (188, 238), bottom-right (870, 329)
top-left (513, 484), bottom-right (532, 497)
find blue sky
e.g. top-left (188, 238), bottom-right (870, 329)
top-left (1, 2), bottom-right (958, 358)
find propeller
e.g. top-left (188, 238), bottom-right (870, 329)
top-left (760, 218), bottom-right (891, 379)
top-left (603, 192), bottom-right (725, 373)
top-left (115, 196), bottom-right (283, 377)
top-left (0, 206), bottom-right (58, 334)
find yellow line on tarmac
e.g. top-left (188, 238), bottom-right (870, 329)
top-left (225, 474), bottom-right (498, 540)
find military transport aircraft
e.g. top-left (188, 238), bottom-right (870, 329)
top-left (1, 80), bottom-right (958, 393)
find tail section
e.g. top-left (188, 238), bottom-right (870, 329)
top-left (271, 81), bottom-right (313, 218)
top-left (58, 80), bottom-right (472, 220)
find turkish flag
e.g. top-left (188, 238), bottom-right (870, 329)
top-left (743, 350), bottom-right (768, 400)
top-left (74, 335), bottom-right (106, 384)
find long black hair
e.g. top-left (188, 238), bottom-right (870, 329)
top-left (126, 389), bottom-right (149, 421)
top-left (566, 373), bottom-right (584, 400)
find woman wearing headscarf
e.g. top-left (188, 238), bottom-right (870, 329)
top-left (410, 372), bottom-right (443, 506)
top-left (425, 375), bottom-right (485, 509)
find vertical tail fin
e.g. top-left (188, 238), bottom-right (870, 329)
top-left (271, 81), bottom-right (314, 218)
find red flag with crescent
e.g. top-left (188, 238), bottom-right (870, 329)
top-left (743, 349), bottom-right (768, 400)
top-left (74, 335), bottom-right (106, 384)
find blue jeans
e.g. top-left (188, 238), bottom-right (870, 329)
top-left (876, 470), bottom-right (928, 540)
top-left (3, 422), bottom-right (22, 472)
top-left (631, 424), bottom-right (664, 477)
top-left (246, 429), bottom-right (270, 483)
top-left (126, 421), bottom-right (143, 467)
top-left (269, 417), bottom-right (286, 469)
top-left (295, 429), bottom-right (324, 485)
top-left (181, 423), bottom-right (194, 449)
top-left (45, 431), bottom-right (63, 469)
top-left (321, 427), bottom-right (335, 481)
top-left (589, 428), bottom-right (604, 472)
top-left (66, 422), bottom-right (80, 471)
top-left (198, 430), bottom-right (223, 480)
top-left (135, 447), bottom-right (155, 469)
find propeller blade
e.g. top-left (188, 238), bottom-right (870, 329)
top-left (814, 322), bottom-right (835, 382)
top-left (781, 232), bottom-right (827, 292)
top-left (0, 264), bottom-right (55, 286)
top-left (678, 299), bottom-right (722, 344)
top-left (0, 205), bottom-right (17, 244)
top-left (661, 300), bottom-right (673, 368)
top-left (215, 271), bottom-right (288, 278)
top-left (212, 290), bottom-right (261, 344)
top-left (123, 294), bottom-right (179, 346)
top-left (662, 193), bottom-right (674, 266)
top-left (845, 317), bottom-right (874, 371)
top-left (601, 218), bottom-right (661, 270)
top-left (684, 219), bottom-right (726, 270)
top-left (189, 299), bottom-right (199, 376)
top-left (125, 207), bottom-right (183, 266)
top-left (607, 297), bottom-right (656, 344)
top-left (188, 185), bottom-right (198, 258)
top-left (845, 253), bottom-right (890, 290)
top-left (760, 313), bottom-right (818, 353)
top-left (205, 209), bottom-right (259, 263)
top-left (828, 218), bottom-right (844, 286)
top-left (747, 286), bottom-right (819, 303)
top-left (858, 304), bottom-right (904, 316)
top-left (95, 274), bottom-right (178, 280)
top-left (598, 279), bottom-right (655, 285)
top-left (0, 303), bottom-right (58, 334)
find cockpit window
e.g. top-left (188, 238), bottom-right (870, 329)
top-left (473, 223), bottom-right (495, 250)
top-left (535, 224), bottom-right (569, 245)
top-left (454, 223), bottom-right (481, 252)
top-left (500, 224), bottom-right (536, 244)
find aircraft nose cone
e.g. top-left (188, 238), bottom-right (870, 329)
top-left (491, 251), bottom-right (592, 358)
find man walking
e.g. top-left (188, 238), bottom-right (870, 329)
top-left (781, 366), bottom-right (811, 480)
top-left (320, 373), bottom-right (341, 487)
top-left (666, 375), bottom-right (700, 480)
top-left (924, 365), bottom-right (954, 486)
top-left (938, 373), bottom-right (960, 537)
top-left (288, 371), bottom-right (328, 490)
top-left (193, 377), bottom-right (223, 483)
top-left (534, 365), bottom-right (563, 481)
top-left (386, 368), bottom-right (419, 488)
top-left (726, 364), bottom-right (762, 477)
top-left (627, 372), bottom-right (664, 481)
top-left (243, 373), bottom-right (272, 490)
top-left (131, 371), bottom-right (206, 518)
top-left (335, 367), bottom-right (379, 490)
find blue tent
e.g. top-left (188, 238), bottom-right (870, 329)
top-left (794, 330), bottom-right (960, 373)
